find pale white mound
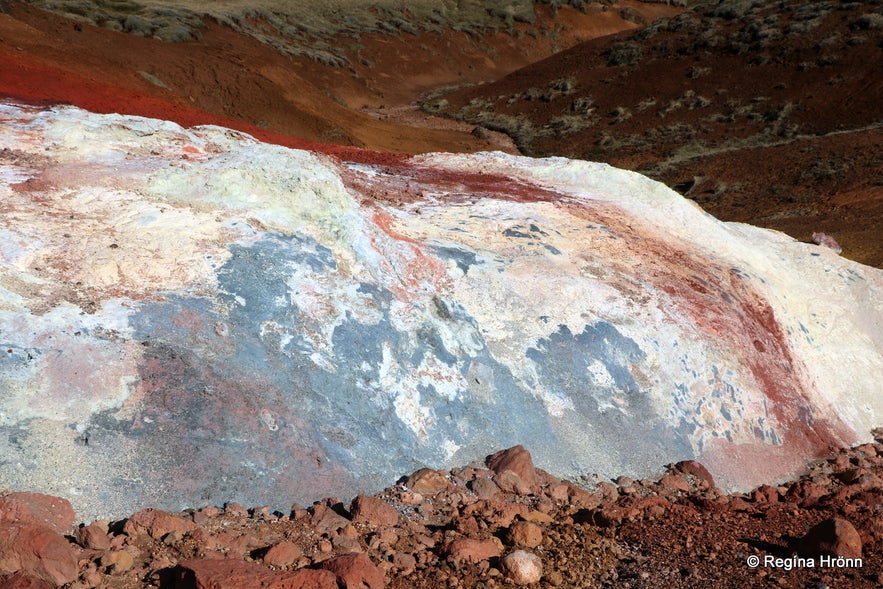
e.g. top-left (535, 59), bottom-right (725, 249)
top-left (0, 102), bottom-right (881, 520)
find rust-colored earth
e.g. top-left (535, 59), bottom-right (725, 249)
top-left (0, 0), bottom-right (675, 156)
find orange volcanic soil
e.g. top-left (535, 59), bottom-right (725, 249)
top-left (0, 0), bottom-right (678, 158)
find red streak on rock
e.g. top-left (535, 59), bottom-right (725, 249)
top-left (556, 198), bottom-right (854, 481)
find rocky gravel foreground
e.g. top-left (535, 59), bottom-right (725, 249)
top-left (2, 441), bottom-right (883, 588)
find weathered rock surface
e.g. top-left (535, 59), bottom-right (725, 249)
top-left (0, 493), bottom-right (78, 586)
top-left (500, 550), bottom-right (543, 585)
top-left (0, 102), bottom-right (882, 519)
top-left (176, 558), bottom-right (338, 589)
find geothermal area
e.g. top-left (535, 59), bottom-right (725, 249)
top-left (0, 0), bottom-right (881, 587)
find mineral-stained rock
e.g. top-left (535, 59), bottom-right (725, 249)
top-left (658, 473), bottom-right (691, 494)
top-left (405, 469), bottom-right (449, 496)
top-left (798, 517), bottom-right (863, 559)
top-left (469, 477), bottom-right (500, 501)
top-left (444, 538), bottom-right (502, 564)
top-left (673, 461), bottom-right (716, 490)
top-left (318, 553), bottom-right (384, 589)
top-left (1, 103), bottom-right (882, 520)
top-left (309, 504), bottom-right (351, 534)
top-left (350, 495), bottom-right (399, 527)
top-left (500, 550), bottom-right (543, 585)
top-left (100, 549), bottom-right (134, 573)
top-left (176, 558), bottom-right (338, 589)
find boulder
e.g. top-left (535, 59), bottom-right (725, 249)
top-left (798, 517), bottom-right (862, 559)
top-left (176, 558), bottom-right (337, 589)
top-left (319, 553), bottom-right (384, 589)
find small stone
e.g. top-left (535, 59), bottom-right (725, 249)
top-left (486, 446), bottom-right (538, 486)
top-left (500, 550), bottom-right (543, 585)
top-left (101, 549), bottom-right (135, 573)
top-left (75, 522), bottom-right (111, 550)
top-left (507, 521), bottom-right (543, 548)
top-left (445, 538), bottom-right (501, 565)
top-left (406, 469), bottom-right (449, 495)
top-left (350, 495), bottom-right (399, 527)
top-left (469, 477), bottom-right (500, 500)
top-left (392, 552), bottom-right (417, 573)
top-left (263, 541), bottom-right (303, 568)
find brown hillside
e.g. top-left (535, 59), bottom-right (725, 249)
top-left (430, 0), bottom-right (883, 267)
top-left (0, 0), bottom-right (679, 155)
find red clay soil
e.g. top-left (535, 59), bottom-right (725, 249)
top-left (0, 0), bottom-right (677, 158)
top-left (433, 0), bottom-right (883, 267)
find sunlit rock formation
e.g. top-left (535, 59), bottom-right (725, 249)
top-left (1, 102), bottom-right (881, 519)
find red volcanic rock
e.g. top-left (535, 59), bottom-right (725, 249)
top-left (74, 522), bottom-right (111, 550)
top-left (0, 493), bottom-right (75, 534)
top-left (309, 504), bottom-right (351, 534)
top-left (658, 473), bottom-right (691, 494)
top-left (405, 469), bottom-right (449, 495)
top-left (486, 446), bottom-right (538, 486)
top-left (0, 572), bottom-right (55, 589)
top-left (500, 550), bottom-right (543, 585)
top-left (263, 541), bottom-right (303, 568)
top-left (673, 461), bottom-right (716, 490)
top-left (784, 481), bottom-right (829, 507)
top-left (444, 538), bottom-right (502, 564)
top-left (0, 522), bottom-right (78, 586)
top-left (319, 553), bottom-right (384, 589)
top-left (350, 495), bottom-right (399, 527)
top-left (799, 517), bottom-right (863, 559)
top-left (123, 508), bottom-right (197, 541)
top-left (100, 549), bottom-right (135, 573)
top-left (177, 558), bottom-right (338, 589)
top-left (752, 485), bottom-right (780, 503)
top-left (469, 477), bottom-right (501, 500)
top-left (507, 521), bottom-right (544, 548)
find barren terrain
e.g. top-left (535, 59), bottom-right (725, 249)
top-left (428, 0), bottom-right (883, 267)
